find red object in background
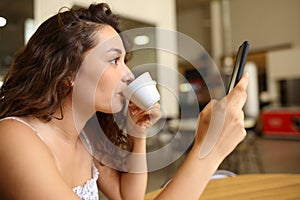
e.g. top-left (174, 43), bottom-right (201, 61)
top-left (262, 108), bottom-right (300, 138)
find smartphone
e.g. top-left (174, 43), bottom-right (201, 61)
top-left (226, 41), bottom-right (250, 94)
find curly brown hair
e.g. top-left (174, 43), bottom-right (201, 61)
top-left (0, 3), bottom-right (122, 121)
top-left (0, 3), bottom-right (132, 152)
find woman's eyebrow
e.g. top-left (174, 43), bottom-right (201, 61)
top-left (107, 48), bottom-right (123, 55)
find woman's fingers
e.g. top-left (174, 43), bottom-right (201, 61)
top-left (146, 103), bottom-right (162, 120)
top-left (128, 102), bottom-right (161, 121)
top-left (126, 102), bottom-right (162, 137)
top-left (193, 73), bottom-right (249, 157)
top-left (136, 103), bottom-right (161, 126)
top-left (226, 73), bottom-right (249, 109)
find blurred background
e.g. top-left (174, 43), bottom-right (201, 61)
top-left (0, 0), bottom-right (299, 195)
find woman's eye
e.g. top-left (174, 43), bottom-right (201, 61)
top-left (109, 57), bottom-right (120, 65)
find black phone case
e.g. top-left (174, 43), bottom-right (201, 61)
top-left (226, 41), bottom-right (250, 94)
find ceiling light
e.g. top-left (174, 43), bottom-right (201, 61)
top-left (0, 16), bottom-right (7, 27)
top-left (134, 35), bottom-right (150, 46)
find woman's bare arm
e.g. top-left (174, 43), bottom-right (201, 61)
top-left (97, 103), bottom-right (161, 200)
top-left (155, 73), bottom-right (249, 199)
top-left (96, 138), bottom-right (147, 200)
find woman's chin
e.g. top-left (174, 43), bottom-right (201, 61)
top-left (96, 99), bottom-right (125, 114)
top-left (109, 103), bottom-right (124, 114)
top-left (111, 107), bottom-right (122, 114)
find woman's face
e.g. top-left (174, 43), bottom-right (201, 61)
top-left (75, 25), bottom-right (134, 114)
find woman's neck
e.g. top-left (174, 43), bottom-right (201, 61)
top-left (48, 98), bottom-right (93, 145)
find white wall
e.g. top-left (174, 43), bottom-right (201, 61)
top-left (266, 48), bottom-right (300, 104)
top-left (177, 0), bottom-right (300, 68)
top-left (230, 0), bottom-right (300, 51)
top-left (229, 0), bottom-right (300, 106)
top-left (34, 0), bottom-right (173, 28)
top-left (34, 0), bottom-right (179, 118)
top-left (177, 5), bottom-right (211, 55)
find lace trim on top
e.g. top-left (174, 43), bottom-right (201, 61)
top-left (72, 163), bottom-right (99, 200)
top-left (0, 116), bottom-right (99, 200)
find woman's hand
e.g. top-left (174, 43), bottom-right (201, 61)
top-left (124, 102), bottom-right (161, 170)
top-left (153, 74), bottom-right (249, 200)
top-left (194, 73), bottom-right (249, 160)
top-left (126, 102), bottom-right (162, 139)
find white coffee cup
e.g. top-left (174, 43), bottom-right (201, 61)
top-left (123, 72), bottom-right (160, 110)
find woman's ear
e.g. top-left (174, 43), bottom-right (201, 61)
top-left (64, 76), bottom-right (74, 88)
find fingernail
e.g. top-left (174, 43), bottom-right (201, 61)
top-left (131, 110), bottom-right (137, 115)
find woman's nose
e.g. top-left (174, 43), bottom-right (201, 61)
top-left (122, 66), bottom-right (135, 84)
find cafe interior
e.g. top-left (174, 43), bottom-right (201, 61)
top-left (0, 0), bottom-right (299, 199)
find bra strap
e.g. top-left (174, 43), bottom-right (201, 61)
top-left (0, 117), bottom-right (45, 142)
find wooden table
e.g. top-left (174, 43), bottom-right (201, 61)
top-left (145, 174), bottom-right (300, 200)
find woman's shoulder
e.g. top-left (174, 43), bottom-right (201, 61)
top-left (0, 117), bottom-right (52, 161)
top-left (0, 117), bottom-right (52, 164)
top-left (0, 118), bottom-right (79, 199)
top-left (0, 117), bottom-right (42, 142)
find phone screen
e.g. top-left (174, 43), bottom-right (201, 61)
top-left (226, 41), bottom-right (250, 94)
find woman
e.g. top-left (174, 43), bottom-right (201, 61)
top-left (0, 3), bottom-right (249, 200)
